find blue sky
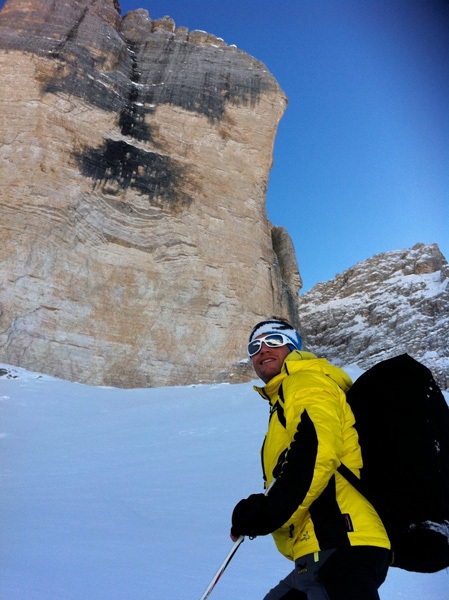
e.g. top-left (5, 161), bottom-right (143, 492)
top-left (2, 0), bottom-right (448, 291)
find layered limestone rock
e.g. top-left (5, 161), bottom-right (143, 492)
top-left (298, 243), bottom-right (449, 389)
top-left (0, 0), bottom-right (301, 387)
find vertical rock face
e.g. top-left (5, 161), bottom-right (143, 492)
top-left (0, 0), bottom-right (301, 387)
top-left (298, 244), bottom-right (449, 389)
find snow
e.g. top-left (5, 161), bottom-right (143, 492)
top-left (1, 364), bottom-right (448, 600)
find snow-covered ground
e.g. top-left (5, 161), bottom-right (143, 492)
top-left (1, 364), bottom-right (448, 599)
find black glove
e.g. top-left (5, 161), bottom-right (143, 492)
top-left (231, 484), bottom-right (298, 538)
top-left (231, 493), bottom-right (269, 538)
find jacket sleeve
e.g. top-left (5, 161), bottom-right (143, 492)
top-left (232, 372), bottom-right (346, 537)
top-left (277, 372), bottom-right (345, 511)
top-left (231, 407), bottom-right (321, 537)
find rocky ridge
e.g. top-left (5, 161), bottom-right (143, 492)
top-left (298, 243), bottom-right (448, 389)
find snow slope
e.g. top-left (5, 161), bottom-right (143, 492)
top-left (1, 364), bottom-right (448, 599)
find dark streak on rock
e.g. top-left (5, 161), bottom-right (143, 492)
top-left (0, 6), bottom-right (276, 128)
top-left (74, 139), bottom-right (192, 210)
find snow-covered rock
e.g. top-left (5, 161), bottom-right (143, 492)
top-left (298, 243), bottom-right (448, 389)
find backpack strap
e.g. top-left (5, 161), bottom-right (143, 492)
top-left (338, 463), bottom-right (386, 525)
top-left (337, 463), bottom-right (375, 507)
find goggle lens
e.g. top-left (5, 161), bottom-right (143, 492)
top-left (247, 333), bottom-right (291, 357)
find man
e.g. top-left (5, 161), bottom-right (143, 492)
top-left (230, 318), bottom-right (391, 600)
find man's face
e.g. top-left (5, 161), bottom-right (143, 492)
top-left (251, 335), bottom-right (292, 384)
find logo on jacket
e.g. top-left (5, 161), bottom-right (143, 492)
top-left (343, 513), bottom-right (354, 532)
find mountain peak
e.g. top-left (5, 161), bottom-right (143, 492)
top-left (298, 243), bottom-right (448, 389)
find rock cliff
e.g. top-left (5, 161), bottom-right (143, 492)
top-left (0, 0), bottom-right (301, 387)
top-left (298, 243), bottom-right (449, 389)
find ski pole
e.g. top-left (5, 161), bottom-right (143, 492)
top-left (199, 534), bottom-right (245, 600)
top-left (199, 479), bottom-right (276, 600)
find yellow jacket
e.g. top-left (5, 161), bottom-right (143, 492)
top-left (255, 351), bottom-right (390, 561)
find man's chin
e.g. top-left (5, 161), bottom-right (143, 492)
top-left (256, 363), bottom-right (279, 383)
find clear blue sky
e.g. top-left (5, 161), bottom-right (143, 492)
top-left (2, 0), bottom-right (448, 291)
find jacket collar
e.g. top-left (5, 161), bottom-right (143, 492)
top-left (253, 350), bottom-right (316, 403)
top-left (254, 350), bottom-right (352, 404)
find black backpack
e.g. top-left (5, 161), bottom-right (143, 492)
top-left (338, 354), bottom-right (449, 573)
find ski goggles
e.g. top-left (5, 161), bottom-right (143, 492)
top-left (247, 333), bottom-right (292, 357)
